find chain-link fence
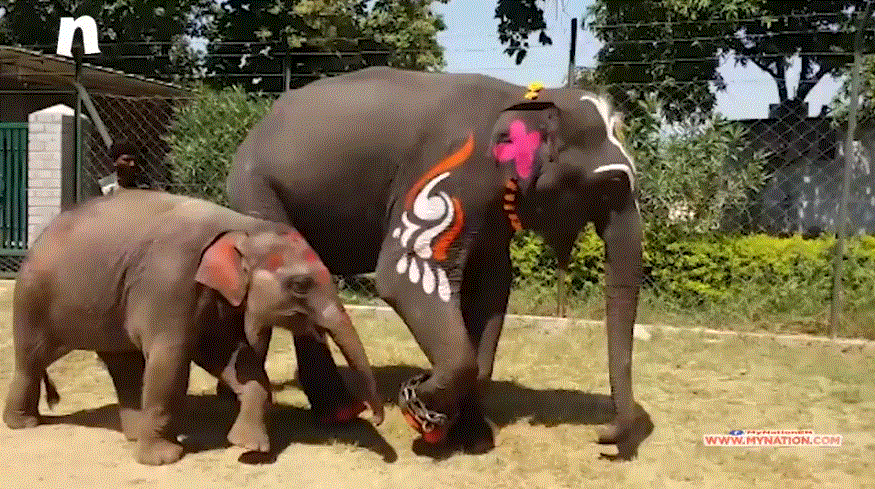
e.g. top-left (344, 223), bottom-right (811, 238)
top-left (7, 7), bottom-right (874, 338)
top-left (81, 94), bottom-right (192, 197)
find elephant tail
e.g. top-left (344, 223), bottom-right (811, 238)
top-left (43, 372), bottom-right (60, 410)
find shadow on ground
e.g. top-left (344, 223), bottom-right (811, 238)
top-left (40, 394), bottom-right (397, 464)
top-left (361, 364), bottom-right (653, 460)
top-left (38, 363), bottom-right (652, 464)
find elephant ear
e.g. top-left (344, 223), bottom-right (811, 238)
top-left (196, 231), bottom-right (250, 307)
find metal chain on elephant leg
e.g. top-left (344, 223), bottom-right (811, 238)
top-left (398, 373), bottom-right (450, 443)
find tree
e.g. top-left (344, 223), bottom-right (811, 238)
top-left (204, 0), bottom-right (447, 93)
top-left (495, 0), bottom-right (552, 64)
top-left (589, 0), bottom-right (875, 121)
top-left (496, 1), bottom-right (875, 122)
top-left (0, 0), bottom-right (208, 83)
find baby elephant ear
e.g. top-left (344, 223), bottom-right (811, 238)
top-left (196, 231), bottom-right (249, 307)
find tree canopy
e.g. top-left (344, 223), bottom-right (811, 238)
top-left (496, 0), bottom-right (875, 121)
top-left (0, 0), bottom-right (206, 82)
top-left (205, 0), bottom-right (448, 92)
top-left (0, 0), bottom-right (447, 90)
top-left (592, 1), bottom-right (875, 121)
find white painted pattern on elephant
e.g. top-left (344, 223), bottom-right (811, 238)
top-left (392, 172), bottom-right (454, 302)
top-left (580, 94), bottom-right (636, 191)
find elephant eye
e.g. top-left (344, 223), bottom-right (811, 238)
top-left (285, 275), bottom-right (314, 296)
top-left (496, 132), bottom-right (511, 143)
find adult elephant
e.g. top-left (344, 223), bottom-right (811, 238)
top-left (226, 67), bottom-right (644, 455)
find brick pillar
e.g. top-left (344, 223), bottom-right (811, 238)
top-left (27, 104), bottom-right (89, 246)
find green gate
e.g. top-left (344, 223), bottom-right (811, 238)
top-left (1, 123), bottom-right (28, 278)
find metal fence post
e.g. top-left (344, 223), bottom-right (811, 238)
top-left (73, 46), bottom-right (83, 205)
top-left (830, 1), bottom-right (873, 339)
top-left (556, 17), bottom-right (578, 319)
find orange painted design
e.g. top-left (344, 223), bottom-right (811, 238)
top-left (405, 133), bottom-right (475, 210)
top-left (504, 179), bottom-right (523, 231)
top-left (432, 197), bottom-right (464, 261)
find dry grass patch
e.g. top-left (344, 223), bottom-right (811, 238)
top-left (0, 280), bottom-right (873, 488)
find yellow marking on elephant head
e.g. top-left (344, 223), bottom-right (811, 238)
top-left (524, 81), bottom-right (545, 100)
top-left (613, 116), bottom-right (626, 144)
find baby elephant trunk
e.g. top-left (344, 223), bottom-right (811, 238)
top-left (310, 291), bottom-right (384, 426)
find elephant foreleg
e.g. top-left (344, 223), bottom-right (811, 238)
top-left (461, 243), bottom-right (513, 389)
top-left (137, 338), bottom-right (191, 465)
top-left (194, 341), bottom-right (272, 452)
top-left (226, 170), bottom-right (358, 423)
top-left (375, 244), bottom-right (478, 446)
top-left (97, 351), bottom-right (145, 441)
top-left (452, 240), bottom-right (513, 453)
top-left (593, 188), bottom-right (643, 448)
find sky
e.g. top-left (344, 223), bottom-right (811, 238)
top-left (0, 0), bottom-right (847, 120)
top-left (432, 0), bottom-right (847, 121)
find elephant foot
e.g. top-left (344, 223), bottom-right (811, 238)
top-left (595, 407), bottom-right (654, 461)
top-left (402, 409), bottom-right (448, 444)
top-left (447, 413), bottom-right (495, 454)
top-left (398, 373), bottom-right (450, 444)
top-left (119, 408), bottom-right (142, 441)
top-left (136, 438), bottom-right (184, 466)
top-left (3, 411), bottom-right (40, 429)
top-left (596, 419), bottom-right (630, 445)
top-left (227, 419), bottom-right (270, 453)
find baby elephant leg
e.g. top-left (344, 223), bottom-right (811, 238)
top-left (194, 341), bottom-right (272, 453)
top-left (4, 311), bottom-right (63, 429)
top-left (97, 351), bottom-right (145, 441)
top-left (137, 341), bottom-right (191, 466)
top-left (221, 342), bottom-right (272, 452)
top-left (4, 365), bottom-right (45, 429)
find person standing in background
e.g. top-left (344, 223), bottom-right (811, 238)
top-left (99, 139), bottom-right (159, 194)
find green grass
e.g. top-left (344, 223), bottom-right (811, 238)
top-left (502, 281), bottom-right (875, 341)
top-left (1, 279), bottom-right (874, 487)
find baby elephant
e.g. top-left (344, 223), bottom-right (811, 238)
top-left (3, 189), bottom-right (383, 465)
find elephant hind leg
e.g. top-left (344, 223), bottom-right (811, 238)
top-left (3, 305), bottom-right (58, 429)
top-left (4, 368), bottom-right (45, 429)
top-left (97, 351), bottom-right (145, 441)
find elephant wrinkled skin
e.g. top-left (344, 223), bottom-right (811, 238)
top-left (3, 189), bottom-right (382, 465)
top-left (227, 67), bottom-right (645, 456)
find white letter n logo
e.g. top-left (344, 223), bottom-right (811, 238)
top-left (56, 16), bottom-right (101, 57)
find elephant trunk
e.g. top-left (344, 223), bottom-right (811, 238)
top-left (311, 292), bottom-right (385, 426)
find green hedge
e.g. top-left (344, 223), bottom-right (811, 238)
top-left (511, 229), bottom-right (875, 316)
top-left (164, 85), bottom-right (273, 206)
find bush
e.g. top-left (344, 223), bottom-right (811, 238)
top-left (513, 229), bottom-right (875, 329)
top-left (164, 85), bottom-right (274, 205)
top-left (625, 92), bottom-right (769, 235)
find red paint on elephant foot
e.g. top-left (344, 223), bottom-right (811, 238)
top-left (402, 410), bottom-right (448, 445)
top-left (320, 401), bottom-right (367, 424)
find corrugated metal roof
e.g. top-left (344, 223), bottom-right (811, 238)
top-left (0, 46), bottom-right (190, 97)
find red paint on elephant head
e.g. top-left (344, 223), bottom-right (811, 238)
top-left (492, 120), bottom-right (542, 180)
top-left (300, 247), bottom-right (332, 285)
top-left (264, 252), bottom-right (284, 272)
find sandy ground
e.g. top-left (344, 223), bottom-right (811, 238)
top-left (0, 279), bottom-right (873, 489)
